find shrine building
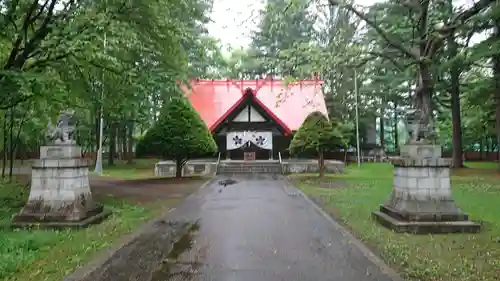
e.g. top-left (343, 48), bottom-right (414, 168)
top-left (182, 78), bottom-right (327, 161)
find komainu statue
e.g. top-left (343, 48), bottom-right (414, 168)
top-left (402, 108), bottom-right (436, 144)
top-left (46, 109), bottom-right (76, 144)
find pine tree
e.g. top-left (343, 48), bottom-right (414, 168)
top-left (289, 111), bottom-right (345, 177)
top-left (137, 95), bottom-right (217, 177)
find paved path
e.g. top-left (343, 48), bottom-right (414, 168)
top-left (161, 175), bottom-right (398, 281)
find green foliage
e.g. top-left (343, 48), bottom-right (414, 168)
top-left (236, 0), bottom-right (500, 160)
top-left (0, 0), bottom-right (222, 170)
top-left (222, 48), bottom-right (265, 79)
top-left (136, 95), bottom-right (217, 163)
top-left (188, 36), bottom-right (229, 79)
top-left (331, 119), bottom-right (355, 147)
top-left (289, 111), bottom-right (344, 156)
top-left (249, 0), bottom-right (317, 78)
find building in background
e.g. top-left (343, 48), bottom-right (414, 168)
top-left (183, 78), bottom-right (326, 160)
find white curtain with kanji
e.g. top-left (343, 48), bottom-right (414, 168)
top-left (226, 131), bottom-right (273, 150)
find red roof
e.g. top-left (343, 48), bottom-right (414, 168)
top-left (182, 78), bottom-right (327, 132)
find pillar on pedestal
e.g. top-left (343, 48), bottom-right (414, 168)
top-left (372, 143), bottom-right (481, 234)
top-left (12, 110), bottom-right (110, 228)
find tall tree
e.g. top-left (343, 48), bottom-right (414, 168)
top-left (327, 0), bottom-right (495, 143)
top-left (0, 0), bottom-right (218, 173)
top-left (250, 0), bottom-right (317, 78)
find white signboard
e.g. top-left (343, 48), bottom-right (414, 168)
top-left (227, 131), bottom-right (273, 150)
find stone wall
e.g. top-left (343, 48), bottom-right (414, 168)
top-left (154, 160), bottom-right (217, 177)
top-left (281, 160), bottom-right (344, 174)
top-left (155, 159), bottom-right (345, 176)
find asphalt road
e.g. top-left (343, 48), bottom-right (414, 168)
top-left (157, 174), bottom-right (398, 281)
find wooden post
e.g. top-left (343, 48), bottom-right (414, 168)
top-left (270, 136), bottom-right (274, 160)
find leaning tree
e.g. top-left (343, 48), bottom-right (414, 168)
top-left (327, 0), bottom-right (495, 145)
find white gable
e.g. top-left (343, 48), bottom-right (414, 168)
top-left (250, 106), bottom-right (265, 122)
top-left (233, 106), bottom-right (249, 122)
top-left (233, 105), bottom-right (266, 122)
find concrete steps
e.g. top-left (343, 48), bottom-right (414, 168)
top-left (217, 161), bottom-right (282, 175)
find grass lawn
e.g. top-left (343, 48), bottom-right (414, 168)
top-left (0, 158), bottom-right (203, 281)
top-left (0, 158), bottom-right (161, 179)
top-left (464, 161), bottom-right (499, 170)
top-left (293, 162), bottom-right (500, 281)
top-left (0, 180), bottom-right (173, 281)
top-left (92, 158), bottom-right (159, 179)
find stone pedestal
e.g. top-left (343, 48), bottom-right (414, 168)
top-left (12, 144), bottom-right (110, 228)
top-left (372, 143), bottom-right (481, 234)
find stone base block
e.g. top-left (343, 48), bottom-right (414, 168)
top-left (388, 163), bottom-right (461, 216)
top-left (32, 158), bottom-right (92, 169)
top-left (14, 201), bottom-right (103, 221)
top-left (372, 210), bottom-right (481, 234)
top-left (380, 205), bottom-right (468, 222)
top-left (40, 145), bottom-right (82, 159)
top-left (400, 144), bottom-right (442, 159)
top-left (12, 206), bottom-right (112, 229)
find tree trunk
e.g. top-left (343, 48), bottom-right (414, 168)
top-left (153, 98), bottom-right (158, 122)
top-left (116, 125), bottom-right (122, 160)
top-left (108, 123), bottom-right (116, 166)
top-left (393, 101), bottom-right (399, 151)
top-left (412, 60), bottom-right (435, 144)
top-left (2, 111), bottom-right (7, 178)
top-left (122, 124), bottom-right (127, 161)
top-left (479, 139), bottom-right (484, 160)
top-left (127, 121), bottom-right (134, 165)
top-left (10, 106), bottom-right (29, 169)
top-left (8, 108), bottom-right (14, 181)
top-left (493, 19), bottom-right (500, 169)
top-left (449, 33), bottom-right (463, 168)
top-left (95, 109), bottom-right (100, 156)
top-left (416, 1), bottom-right (434, 134)
top-left (175, 158), bottom-right (183, 178)
top-left (379, 103), bottom-right (385, 150)
top-left (318, 151), bottom-right (325, 177)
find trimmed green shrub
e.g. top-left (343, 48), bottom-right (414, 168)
top-left (289, 111), bottom-right (345, 176)
top-left (136, 95), bottom-right (217, 177)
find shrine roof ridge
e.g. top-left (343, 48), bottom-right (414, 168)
top-left (187, 78), bottom-right (325, 85)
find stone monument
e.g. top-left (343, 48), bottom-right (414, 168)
top-left (12, 110), bottom-right (110, 228)
top-left (372, 108), bottom-right (481, 234)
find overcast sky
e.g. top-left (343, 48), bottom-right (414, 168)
top-left (206, 0), bottom-right (480, 52)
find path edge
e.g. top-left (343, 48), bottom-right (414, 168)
top-left (63, 176), bottom-right (217, 281)
top-left (283, 176), bottom-right (404, 281)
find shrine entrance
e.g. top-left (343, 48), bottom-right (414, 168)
top-left (244, 152), bottom-right (255, 161)
top-left (226, 131), bottom-right (273, 160)
top-left (210, 87), bottom-right (293, 161)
